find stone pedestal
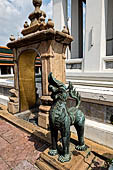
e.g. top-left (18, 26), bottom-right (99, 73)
top-left (8, 89), bottom-right (19, 114)
top-left (36, 140), bottom-right (93, 170)
top-left (38, 96), bottom-right (52, 129)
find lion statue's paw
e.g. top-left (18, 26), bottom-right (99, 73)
top-left (58, 154), bottom-right (71, 163)
top-left (75, 144), bottom-right (87, 151)
top-left (48, 149), bottom-right (58, 156)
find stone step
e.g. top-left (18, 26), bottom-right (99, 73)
top-left (36, 158), bottom-right (55, 170)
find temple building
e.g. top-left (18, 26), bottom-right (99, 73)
top-left (0, 46), bottom-right (14, 75)
top-left (53, 0), bottom-right (113, 148)
top-left (0, 46), bottom-right (41, 75)
top-left (53, 0), bottom-right (113, 70)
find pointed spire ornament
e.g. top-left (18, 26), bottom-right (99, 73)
top-left (10, 34), bottom-right (15, 41)
top-left (62, 26), bottom-right (69, 34)
top-left (24, 21), bottom-right (29, 28)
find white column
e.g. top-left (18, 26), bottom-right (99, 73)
top-left (53, 0), bottom-right (71, 59)
top-left (39, 67), bottom-right (41, 73)
top-left (0, 67), bottom-right (1, 75)
top-left (53, 0), bottom-right (68, 31)
top-left (11, 66), bottom-right (13, 74)
top-left (71, 0), bottom-right (83, 59)
top-left (84, 0), bottom-right (106, 72)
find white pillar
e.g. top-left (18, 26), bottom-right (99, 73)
top-left (71, 0), bottom-right (83, 59)
top-left (53, 0), bottom-right (68, 31)
top-left (53, 0), bottom-right (71, 59)
top-left (0, 67), bottom-right (1, 75)
top-left (84, 0), bottom-right (106, 72)
top-left (11, 66), bottom-right (13, 74)
top-left (39, 67), bottom-right (41, 73)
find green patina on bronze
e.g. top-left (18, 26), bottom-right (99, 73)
top-left (48, 72), bottom-right (87, 163)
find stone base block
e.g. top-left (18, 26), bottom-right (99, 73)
top-left (40, 96), bottom-right (53, 105)
top-left (8, 102), bottom-right (19, 114)
top-left (39, 105), bottom-right (51, 113)
top-left (38, 112), bottom-right (49, 129)
top-left (9, 97), bottom-right (19, 103)
top-left (9, 89), bottom-right (18, 97)
top-left (36, 141), bottom-right (95, 170)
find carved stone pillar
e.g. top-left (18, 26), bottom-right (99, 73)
top-left (38, 39), bottom-right (68, 129)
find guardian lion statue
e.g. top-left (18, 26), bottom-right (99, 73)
top-left (48, 72), bottom-right (86, 163)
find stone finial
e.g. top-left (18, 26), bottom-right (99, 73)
top-left (21, 0), bottom-right (54, 36)
top-left (33, 0), bottom-right (42, 8)
top-left (28, 0), bottom-right (45, 27)
top-left (46, 19), bottom-right (54, 30)
top-left (24, 21), bottom-right (29, 28)
top-left (10, 34), bottom-right (15, 41)
top-left (62, 26), bottom-right (69, 34)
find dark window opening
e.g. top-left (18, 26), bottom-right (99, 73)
top-left (106, 0), bottom-right (113, 56)
top-left (0, 66), bottom-right (12, 75)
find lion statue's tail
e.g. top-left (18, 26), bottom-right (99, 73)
top-left (67, 82), bottom-right (82, 125)
top-left (68, 82), bottom-right (81, 109)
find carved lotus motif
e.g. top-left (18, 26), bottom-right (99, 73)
top-left (33, 0), bottom-right (42, 7)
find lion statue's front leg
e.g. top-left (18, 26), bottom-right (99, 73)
top-left (48, 128), bottom-right (58, 156)
top-left (48, 113), bottom-right (71, 163)
top-left (58, 117), bottom-right (71, 163)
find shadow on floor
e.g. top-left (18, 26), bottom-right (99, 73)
top-left (28, 133), bottom-right (50, 153)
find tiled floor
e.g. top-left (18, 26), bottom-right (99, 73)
top-left (0, 118), bottom-right (48, 170)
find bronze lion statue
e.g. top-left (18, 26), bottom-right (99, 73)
top-left (48, 72), bottom-right (86, 163)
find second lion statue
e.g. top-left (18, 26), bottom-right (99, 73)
top-left (48, 72), bottom-right (87, 163)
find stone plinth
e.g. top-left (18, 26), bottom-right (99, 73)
top-left (38, 96), bottom-right (53, 129)
top-left (8, 89), bottom-right (19, 114)
top-left (36, 140), bottom-right (94, 170)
